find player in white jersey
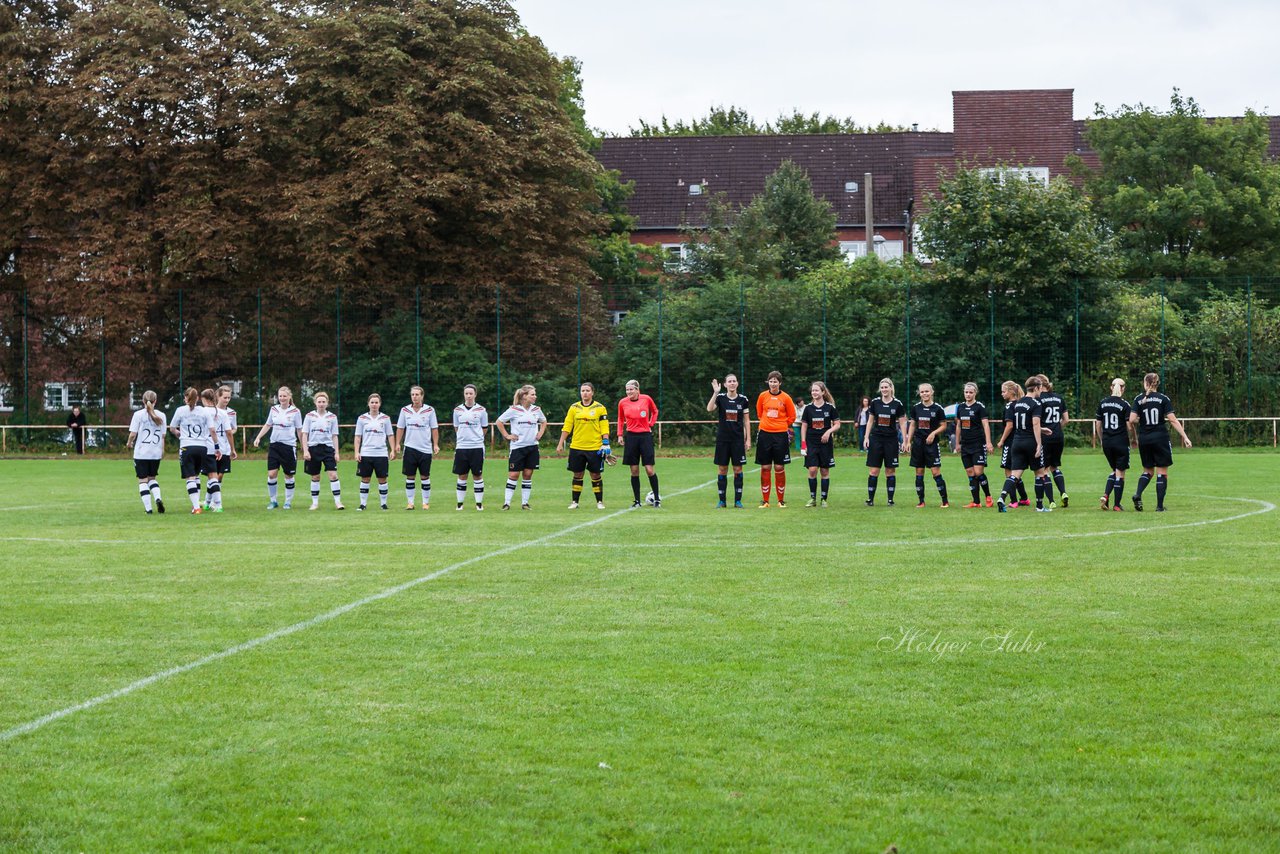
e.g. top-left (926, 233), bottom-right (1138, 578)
top-left (302, 390), bottom-right (344, 510)
top-left (496, 384), bottom-right (548, 510)
top-left (126, 389), bottom-right (167, 514)
top-left (452, 384), bottom-right (489, 510)
top-left (208, 384), bottom-right (238, 511)
top-left (354, 392), bottom-right (396, 510)
top-left (396, 385), bottom-right (439, 510)
top-left (195, 389), bottom-right (227, 512)
top-left (170, 387), bottom-right (221, 514)
top-left (252, 385), bottom-right (307, 509)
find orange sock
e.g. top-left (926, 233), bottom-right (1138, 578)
top-left (760, 469), bottom-right (772, 501)
top-left (776, 469), bottom-right (786, 501)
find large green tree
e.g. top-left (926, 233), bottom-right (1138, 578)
top-left (687, 160), bottom-right (840, 281)
top-left (1079, 90), bottom-right (1280, 277)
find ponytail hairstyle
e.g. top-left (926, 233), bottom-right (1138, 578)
top-left (200, 388), bottom-right (216, 406)
top-left (143, 390), bottom-right (162, 425)
top-left (1000, 380), bottom-right (1021, 400)
top-left (1144, 372), bottom-right (1160, 391)
top-left (964, 382), bottom-right (979, 395)
top-left (810, 380), bottom-right (834, 405)
top-left (184, 387), bottom-right (200, 409)
top-left (1036, 374), bottom-right (1053, 391)
top-left (1024, 376), bottom-right (1042, 393)
top-left (513, 384), bottom-right (535, 407)
top-left (1110, 377), bottom-right (1126, 397)
top-left (216, 384), bottom-right (233, 404)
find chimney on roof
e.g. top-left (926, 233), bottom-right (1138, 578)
top-left (912, 123), bottom-right (918, 132)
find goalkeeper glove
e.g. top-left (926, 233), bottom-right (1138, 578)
top-left (599, 437), bottom-right (612, 458)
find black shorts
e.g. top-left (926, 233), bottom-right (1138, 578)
top-left (622, 432), bottom-right (655, 467)
top-left (180, 446), bottom-right (214, 479)
top-left (803, 444), bottom-right (835, 469)
top-left (267, 442), bottom-right (297, 476)
top-left (134, 458), bottom-right (161, 479)
top-left (509, 445), bottom-right (541, 472)
top-left (357, 456), bottom-right (389, 479)
top-left (1138, 441), bottom-right (1173, 469)
top-left (1042, 439), bottom-right (1065, 469)
top-left (755, 431), bottom-right (791, 466)
top-left (305, 444), bottom-right (337, 475)
top-left (1102, 438), bottom-right (1130, 472)
top-left (452, 447), bottom-right (485, 477)
top-left (402, 446), bottom-right (433, 478)
top-left (714, 435), bottom-right (747, 467)
top-left (216, 453), bottom-right (232, 474)
top-left (960, 446), bottom-right (988, 469)
top-left (567, 448), bottom-right (603, 474)
top-left (1008, 437), bottom-right (1041, 472)
top-left (865, 434), bottom-right (899, 469)
top-left (909, 438), bottom-right (942, 469)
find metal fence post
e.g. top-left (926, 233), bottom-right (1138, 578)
top-left (904, 279), bottom-right (911, 393)
top-left (335, 285), bottom-right (342, 421)
top-left (1246, 276), bottom-right (1253, 417)
top-left (100, 316), bottom-right (107, 428)
top-left (1074, 279), bottom-right (1081, 410)
top-left (256, 287), bottom-right (263, 422)
top-left (821, 278), bottom-right (828, 384)
top-left (22, 289), bottom-right (29, 436)
top-left (1160, 278), bottom-right (1166, 381)
top-left (415, 285), bottom-right (422, 387)
top-left (576, 283), bottom-right (582, 388)
top-left (657, 279), bottom-right (664, 412)
top-left (739, 278), bottom-right (746, 385)
top-left (495, 283), bottom-right (502, 413)
top-left (989, 286), bottom-right (996, 405)
top-left (178, 288), bottom-right (184, 393)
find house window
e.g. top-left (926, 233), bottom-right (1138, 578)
top-left (661, 243), bottom-right (692, 273)
top-left (688, 183), bottom-right (703, 196)
top-left (844, 181), bottom-right (859, 193)
top-left (0, 383), bottom-right (13, 412)
top-left (44, 381), bottom-right (88, 411)
top-left (978, 166), bottom-right (1050, 187)
top-left (840, 241), bottom-right (867, 261)
top-left (608, 310), bottom-right (629, 326)
top-left (840, 239), bottom-right (904, 262)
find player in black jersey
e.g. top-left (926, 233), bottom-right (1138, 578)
top-left (1128, 372), bottom-right (1192, 511)
top-left (954, 382), bottom-right (994, 507)
top-left (994, 381), bottom-right (1029, 508)
top-left (1035, 374), bottom-right (1070, 508)
top-left (1094, 377), bottom-right (1135, 511)
top-left (862, 377), bottom-right (907, 506)
top-left (996, 377), bottom-right (1046, 512)
top-left (707, 374), bottom-right (752, 507)
top-left (800, 381), bottom-right (841, 506)
top-left (905, 383), bottom-right (950, 507)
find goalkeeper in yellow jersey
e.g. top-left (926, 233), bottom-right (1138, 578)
top-left (556, 382), bottom-right (612, 509)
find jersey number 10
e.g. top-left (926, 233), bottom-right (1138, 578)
top-left (1143, 408), bottom-right (1161, 427)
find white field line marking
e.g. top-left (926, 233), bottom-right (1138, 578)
top-left (0, 496), bottom-right (1272, 549)
top-left (0, 477), bottom-right (717, 743)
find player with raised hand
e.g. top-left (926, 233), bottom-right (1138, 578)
top-left (302, 390), bottom-right (343, 510)
top-left (557, 382), bottom-right (611, 509)
top-left (1036, 374), bottom-right (1070, 508)
top-left (452, 384), bottom-right (489, 511)
top-left (707, 374), bottom-right (751, 508)
top-left (954, 382), bottom-right (994, 507)
top-left (497, 384), bottom-right (547, 510)
top-left (126, 389), bottom-right (167, 514)
top-left (755, 371), bottom-right (796, 508)
top-left (1128, 372), bottom-right (1192, 512)
top-left (799, 381), bottom-right (841, 507)
top-left (171, 386), bottom-right (220, 514)
top-left (996, 378), bottom-right (1045, 513)
top-left (1094, 378), bottom-right (1133, 511)
top-left (617, 379), bottom-right (661, 508)
top-left (252, 385), bottom-right (306, 510)
top-left (396, 385), bottom-right (438, 510)
top-left (863, 377), bottom-right (907, 506)
top-left (354, 392), bottom-right (395, 510)
top-left (905, 382), bottom-right (950, 508)
top-left (210, 385), bottom-right (237, 511)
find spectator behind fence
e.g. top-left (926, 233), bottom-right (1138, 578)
top-left (67, 405), bottom-right (87, 454)
top-left (856, 396), bottom-right (871, 449)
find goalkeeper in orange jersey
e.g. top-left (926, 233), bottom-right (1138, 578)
top-left (755, 371), bottom-right (797, 507)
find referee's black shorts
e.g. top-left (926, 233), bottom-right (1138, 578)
top-left (622, 432), bottom-right (655, 466)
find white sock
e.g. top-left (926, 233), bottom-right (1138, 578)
top-left (456, 480), bottom-right (466, 504)
top-left (212, 480), bottom-right (223, 507)
top-left (330, 478), bottom-right (342, 505)
top-left (148, 480), bottom-right (162, 502)
top-left (187, 480), bottom-right (201, 509)
top-left (505, 478), bottom-right (517, 505)
top-left (360, 482), bottom-right (370, 507)
top-left (311, 481), bottom-right (321, 503)
top-left (284, 479), bottom-right (295, 504)
top-left (378, 482), bottom-right (388, 507)
top-left (406, 479), bottom-right (416, 505)
top-left (473, 479), bottom-right (485, 505)
top-left (422, 479), bottom-right (431, 505)
top-left (139, 483), bottom-right (153, 512)
top-left (267, 477), bottom-right (278, 502)
top-left (206, 480), bottom-right (221, 506)
top-left (522, 479), bottom-right (533, 505)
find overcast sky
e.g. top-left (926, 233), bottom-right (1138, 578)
top-left (512, 0), bottom-right (1279, 136)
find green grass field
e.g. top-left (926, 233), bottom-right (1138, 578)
top-left (2, 450), bottom-right (1278, 851)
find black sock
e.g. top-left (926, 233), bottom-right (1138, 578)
top-left (631, 475), bottom-right (641, 502)
top-left (1034, 477), bottom-right (1045, 506)
top-left (648, 473), bottom-right (659, 501)
top-left (717, 474), bottom-right (727, 502)
top-left (592, 478), bottom-right (603, 502)
top-left (733, 472), bottom-right (743, 502)
top-left (1155, 474), bottom-right (1167, 508)
top-left (915, 474), bottom-right (925, 503)
top-left (886, 475), bottom-right (896, 501)
top-left (1134, 472), bottom-right (1151, 498)
top-left (809, 476), bottom-right (818, 498)
top-left (1104, 475), bottom-right (1115, 499)
top-left (969, 475), bottom-right (979, 503)
top-left (979, 473), bottom-right (990, 496)
top-left (1016, 478), bottom-right (1027, 501)
top-left (935, 474), bottom-right (948, 504)
top-left (1114, 478), bottom-right (1125, 504)
top-left (1053, 470), bottom-right (1066, 495)
top-left (572, 476), bottom-right (583, 502)
top-left (867, 475), bottom-right (878, 501)
top-left (820, 477), bottom-right (829, 500)
top-left (1001, 477), bottom-right (1018, 503)
top-left (1042, 475), bottom-right (1054, 504)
